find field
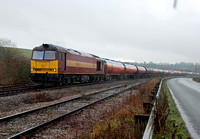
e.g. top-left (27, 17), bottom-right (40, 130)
top-left (16, 48), bottom-right (32, 59)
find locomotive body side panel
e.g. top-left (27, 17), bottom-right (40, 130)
top-left (64, 53), bottom-right (103, 74)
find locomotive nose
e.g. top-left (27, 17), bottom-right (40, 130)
top-left (31, 60), bottom-right (58, 74)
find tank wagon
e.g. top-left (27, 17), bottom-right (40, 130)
top-left (136, 66), bottom-right (147, 78)
top-left (124, 63), bottom-right (138, 79)
top-left (103, 59), bottom-right (125, 80)
top-left (146, 68), bottom-right (159, 77)
top-left (30, 44), bottom-right (183, 85)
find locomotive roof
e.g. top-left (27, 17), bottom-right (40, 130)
top-left (33, 44), bottom-right (101, 59)
top-left (33, 44), bottom-right (66, 51)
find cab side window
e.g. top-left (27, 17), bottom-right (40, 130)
top-left (58, 52), bottom-right (62, 60)
top-left (58, 52), bottom-right (65, 60)
top-left (97, 61), bottom-right (101, 71)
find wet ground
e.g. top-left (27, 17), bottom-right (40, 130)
top-left (167, 78), bottom-right (200, 138)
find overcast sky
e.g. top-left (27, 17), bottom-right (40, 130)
top-left (0, 0), bottom-right (200, 64)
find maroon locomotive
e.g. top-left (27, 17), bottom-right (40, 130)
top-left (30, 44), bottom-right (170, 85)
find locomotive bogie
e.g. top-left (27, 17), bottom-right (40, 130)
top-left (30, 73), bottom-right (59, 83)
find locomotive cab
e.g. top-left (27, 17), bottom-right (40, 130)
top-left (30, 44), bottom-right (61, 83)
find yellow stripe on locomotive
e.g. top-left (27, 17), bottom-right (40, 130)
top-left (67, 60), bottom-right (96, 69)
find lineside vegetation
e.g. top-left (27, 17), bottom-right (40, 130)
top-left (193, 77), bottom-right (200, 83)
top-left (82, 78), bottom-right (160, 138)
top-left (0, 38), bottom-right (32, 85)
top-left (153, 80), bottom-right (191, 138)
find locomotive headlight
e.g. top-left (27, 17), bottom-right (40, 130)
top-left (31, 68), bottom-right (34, 71)
top-left (53, 69), bottom-right (56, 72)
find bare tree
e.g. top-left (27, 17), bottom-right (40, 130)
top-left (0, 38), bottom-right (16, 48)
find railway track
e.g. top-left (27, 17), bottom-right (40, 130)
top-left (0, 84), bottom-right (42, 97)
top-left (0, 82), bottom-right (105, 97)
top-left (0, 79), bottom-right (136, 97)
top-left (0, 81), bottom-right (141, 139)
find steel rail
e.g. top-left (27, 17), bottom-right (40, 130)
top-left (0, 84), bottom-right (42, 97)
top-left (8, 87), bottom-right (133, 139)
top-left (0, 79), bottom-right (138, 97)
top-left (0, 84), bottom-right (129, 122)
top-left (0, 81), bottom-right (109, 97)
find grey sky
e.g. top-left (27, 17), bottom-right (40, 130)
top-left (0, 0), bottom-right (199, 63)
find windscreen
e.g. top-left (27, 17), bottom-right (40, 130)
top-left (32, 51), bottom-right (56, 60)
top-left (32, 51), bottom-right (44, 60)
top-left (44, 51), bottom-right (56, 60)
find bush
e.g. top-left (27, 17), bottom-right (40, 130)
top-left (23, 92), bottom-right (62, 104)
top-left (0, 39), bottom-right (31, 85)
top-left (153, 90), bottom-right (169, 133)
top-left (193, 77), bottom-right (200, 82)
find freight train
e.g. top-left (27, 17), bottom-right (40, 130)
top-left (30, 44), bottom-right (181, 85)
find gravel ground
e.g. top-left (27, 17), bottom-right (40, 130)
top-left (34, 89), bottom-right (138, 138)
top-left (0, 84), bottom-right (135, 138)
top-left (0, 79), bottom-right (148, 138)
top-left (0, 79), bottom-right (147, 118)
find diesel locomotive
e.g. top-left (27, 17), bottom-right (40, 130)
top-left (30, 44), bottom-right (176, 85)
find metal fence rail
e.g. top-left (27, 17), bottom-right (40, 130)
top-left (142, 78), bottom-right (164, 139)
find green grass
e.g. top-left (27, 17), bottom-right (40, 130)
top-left (17, 48), bottom-right (32, 59)
top-left (0, 47), bottom-right (32, 59)
top-left (153, 80), bottom-right (190, 138)
top-left (193, 77), bottom-right (200, 83)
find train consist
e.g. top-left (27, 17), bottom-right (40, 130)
top-left (30, 44), bottom-right (185, 85)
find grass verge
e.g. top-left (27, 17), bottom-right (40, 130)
top-left (153, 80), bottom-right (191, 138)
top-left (193, 77), bottom-right (200, 83)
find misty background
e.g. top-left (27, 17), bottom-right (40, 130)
top-left (0, 0), bottom-right (199, 71)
